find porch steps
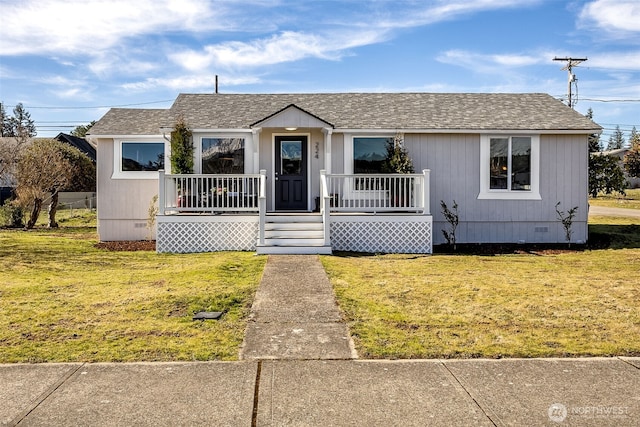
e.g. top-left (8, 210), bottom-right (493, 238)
top-left (256, 214), bottom-right (332, 255)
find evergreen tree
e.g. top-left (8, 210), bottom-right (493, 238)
top-left (170, 116), bottom-right (193, 174)
top-left (624, 131), bottom-right (640, 179)
top-left (585, 108), bottom-right (601, 152)
top-left (589, 153), bottom-right (627, 197)
top-left (71, 121), bottom-right (96, 138)
top-left (0, 102), bottom-right (10, 137)
top-left (606, 125), bottom-right (625, 150)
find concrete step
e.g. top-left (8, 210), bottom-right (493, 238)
top-left (256, 245), bottom-right (332, 255)
top-left (265, 222), bottom-right (323, 231)
top-left (264, 230), bottom-right (324, 239)
top-left (265, 214), bottom-right (323, 223)
top-left (262, 237), bottom-right (327, 246)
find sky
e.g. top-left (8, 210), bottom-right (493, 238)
top-left (0, 0), bottom-right (639, 143)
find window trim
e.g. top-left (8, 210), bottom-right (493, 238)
top-left (478, 134), bottom-right (541, 200)
top-left (112, 138), bottom-right (167, 180)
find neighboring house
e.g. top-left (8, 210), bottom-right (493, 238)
top-left (88, 92), bottom-right (601, 254)
top-left (600, 147), bottom-right (640, 189)
top-left (54, 133), bottom-right (97, 163)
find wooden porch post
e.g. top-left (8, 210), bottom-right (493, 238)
top-left (158, 170), bottom-right (165, 215)
top-left (422, 169), bottom-right (431, 215)
top-left (259, 169), bottom-right (267, 246)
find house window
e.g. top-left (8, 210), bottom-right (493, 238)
top-left (121, 142), bottom-right (164, 171)
top-left (353, 137), bottom-right (392, 190)
top-left (112, 140), bottom-right (166, 179)
top-left (353, 137), bottom-right (391, 173)
top-left (480, 135), bottom-right (540, 200)
top-left (202, 138), bottom-right (245, 174)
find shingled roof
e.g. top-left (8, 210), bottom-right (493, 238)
top-left (89, 93), bottom-right (601, 136)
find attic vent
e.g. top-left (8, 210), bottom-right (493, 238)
top-left (535, 226), bottom-right (549, 233)
top-left (134, 223), bottom-right (147, 229)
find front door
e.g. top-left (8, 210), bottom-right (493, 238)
top-left (275, 135), bottom-right (308, 210)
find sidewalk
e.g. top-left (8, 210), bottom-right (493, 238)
top-left (2, 358), bottom-right (639, 426)
top-left (240, 255), bottom-right (356, 360)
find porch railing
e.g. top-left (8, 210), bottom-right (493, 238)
top-left (158, 171), bottom-right (264, 214)
top-left (320, 169), bottom-right (431, 214)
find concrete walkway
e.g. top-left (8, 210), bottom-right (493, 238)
top-left (589, 205), bottom-right (640, 218)
top-left (2, 358), bottom-right (639, 426)
top-left (240, 255), bottom-right (356, 360)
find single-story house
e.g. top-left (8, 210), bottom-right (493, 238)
top-left (600, 147), bottom-right (640, 189)
top-left (87, 92), bottom-right (601, 254)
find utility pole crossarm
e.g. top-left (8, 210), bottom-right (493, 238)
top-left (553, 57), bottom-right (588, 109)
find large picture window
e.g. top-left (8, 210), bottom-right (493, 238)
top-left (121, 142), bottom-right (164, 171)
top-left (480, 135), bottom-right (540, 200)
top-left (353, 137), bottom-right (391, 173)
top-left (202, 138), bottom-right (244, 174)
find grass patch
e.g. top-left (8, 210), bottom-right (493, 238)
top-left (0, 213), bottom-right (266, 362)
top-left (322, 215), bottom-right (640, 359)
top-left (589, 188), bottom-right (640, 209)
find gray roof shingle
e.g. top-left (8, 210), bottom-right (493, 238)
top-left (90, 93), bottom-right (601, 136)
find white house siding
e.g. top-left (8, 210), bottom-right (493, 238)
top-left (96, 138), bottom-right (159, 241)
top-left (404, 133), bottom-right (588, 244)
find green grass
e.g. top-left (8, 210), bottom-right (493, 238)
top-left (589, 188), bottom-right (640, 209)
top-left (0, 212), bottom-right (266, 363)
top-left (322, 215), bottom-right (640, 359)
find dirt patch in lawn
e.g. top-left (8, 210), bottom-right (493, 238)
top-left (95, 240), bottom-right (156, 251)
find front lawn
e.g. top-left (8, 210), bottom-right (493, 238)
top-left (322, 215), bottom-right (640, 359)
top-left (589, 188), bottom-right (640, 209)
top-left (0, 213), bottom-right (266, 362)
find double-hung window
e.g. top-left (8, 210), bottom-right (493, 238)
top-left (479, 135), bottom-right (540, 200)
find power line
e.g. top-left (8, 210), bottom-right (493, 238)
top-left (4, 99), bottom-right (174, 110)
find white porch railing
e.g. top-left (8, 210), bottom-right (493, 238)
top-left (158, 171), bottom-right (264, 214)
top-left (320, 170), bottom-right (431, 214)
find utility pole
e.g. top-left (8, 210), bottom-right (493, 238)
top-left (553, 57), bottom-right (587, 109)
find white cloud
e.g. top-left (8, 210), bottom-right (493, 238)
top-left (588, 51), bottom-right (640, 71)
top-left (437, 50), bottom-right (545, 73)
top-left (579, 0), bottom-right (640, 35)
top-left (0, 0), bottom-right (218, 56)
top-left (170, 29), bottom-right (384, 71)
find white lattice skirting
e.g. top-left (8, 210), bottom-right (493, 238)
top-left (331, 215), bottom-right (432, 254)
top-left (157, 215), bottom-right (258, 253)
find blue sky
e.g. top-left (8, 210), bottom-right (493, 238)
top-left (1, 0), bottom-right (639, 142)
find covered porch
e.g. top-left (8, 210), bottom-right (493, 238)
top-left (156, 170), bottom-right (433, 254)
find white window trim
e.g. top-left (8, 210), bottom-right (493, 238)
top-left (112, 138), bottom-right (167, 180)
top-left (196, 133), bottom-right (251, 174)
top-left (478, 134), bottom-right (541, 200)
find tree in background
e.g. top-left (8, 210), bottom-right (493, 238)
top-left (624, 130), bottom-right (640, 179)
top-left (606, 125), bottom-right (625, 150)
top-left (0, 103), bottom-right (36, 190)
top-left (71, 121), bottom-right (96, 138)
top-left (15, 139), bottom-right (74, 229)
top-left (47, 144), bottom-right (96, 227)
top-left (0, 102), bottom-right (10, 137)
top-left (7, 103), bottom-right (37, 143)
top-left (585, 108), bottom-right (601, 152)
top-left (588, 153), bottom-right (627, 197)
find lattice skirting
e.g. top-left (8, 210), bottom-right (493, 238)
top-left (331, 216), bottom-right (432, 254)
top-left (157, 216), bottom-right (258, 253)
